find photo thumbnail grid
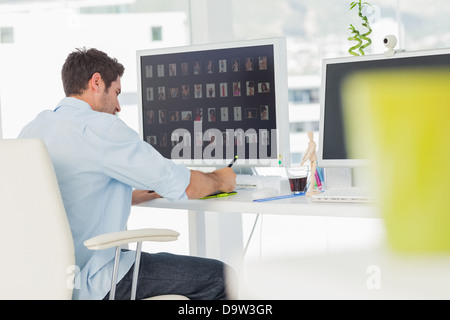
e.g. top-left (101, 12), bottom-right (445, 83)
top-left (140, 44), bottom-right (277, 160)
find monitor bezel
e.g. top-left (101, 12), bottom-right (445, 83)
top-left (136, 37), bottom-right (290, 168)
top-left (318, 47), bottom-right (450, 168)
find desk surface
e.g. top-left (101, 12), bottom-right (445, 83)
top-left (138, 188), bottom-right (378, 219)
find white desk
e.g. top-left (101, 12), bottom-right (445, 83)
top-left (139, 187), bottom-right (377, 217)
top-left (138, 185), bottom-right (378, 268)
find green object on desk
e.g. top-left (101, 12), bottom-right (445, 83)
top-left (200, 191), bottom-right (237, 199)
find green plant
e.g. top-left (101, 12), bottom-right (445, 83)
top-left (348, 1), bottom-right (373, 56)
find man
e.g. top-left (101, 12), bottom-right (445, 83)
top-left (18, 48), bottom-right (237, 300)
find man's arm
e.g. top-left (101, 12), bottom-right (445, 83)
top-left (131, 167), bottom-right (236, 205)
top-left (185, 167), bottom-right (236, 199)
top-left (132, 189), bottom-right (161, 205)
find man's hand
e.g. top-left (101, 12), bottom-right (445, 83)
top-left (132, 189), bottom-right (161, 205)
top-left (185, 167), bottom-right (236, 199)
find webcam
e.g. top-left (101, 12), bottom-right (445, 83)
top-left (383, 35), bottom-right (398, 56)
top-left (383, 35), bottom-right (397, 49)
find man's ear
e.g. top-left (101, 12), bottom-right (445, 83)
top-left (90, 72), bottom-right (102, 93)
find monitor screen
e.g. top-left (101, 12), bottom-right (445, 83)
top-left (318, 47), bottom-right (450, 168)
top-left (137, 38), bottom-right (290, 167)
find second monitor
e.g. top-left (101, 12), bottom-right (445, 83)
top-left (137, 37), bottom-right (290, 168)
top-left (319, 47), bottom-right (450, 169)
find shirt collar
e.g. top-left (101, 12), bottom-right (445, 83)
top-left (54, 97), bottom-right (93, 112)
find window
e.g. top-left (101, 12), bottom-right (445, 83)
top-left (0, 27), bottom-right (14, 43)
top-left (231, 0), bottom-right (450, 161)
top-left (288, 88), bottom-right (320, 104)
top-left (151, 26), bottom-right (163, 41)
top-left (0, 1), bottom-right (190, 139)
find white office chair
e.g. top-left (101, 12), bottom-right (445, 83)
top-left (0, 138), bottom-right (188, 300)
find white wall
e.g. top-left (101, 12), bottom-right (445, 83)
top-left (0, 10), bottom-right (188, 139)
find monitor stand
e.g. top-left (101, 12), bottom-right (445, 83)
top-left (232, 165), bottom-right (258, 176)
top-left (324, 167), bottom-right (371, 189)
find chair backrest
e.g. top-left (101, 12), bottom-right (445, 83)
top-left (0, 138), bottom-right (75, 299)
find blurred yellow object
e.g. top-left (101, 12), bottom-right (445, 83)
top-left (343, 68), bottom-right (450, 252)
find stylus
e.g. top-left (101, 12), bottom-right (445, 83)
top-left (201, 191), bottom-right (237, 199)
top-left (228, 155), bottom-right (238, 167)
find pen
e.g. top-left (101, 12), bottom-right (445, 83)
top-left (253, 192), bottom-right (305, 202)
top-left (228, 155), bottom-right (238, 167)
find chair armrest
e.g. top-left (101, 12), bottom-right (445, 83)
top-left (84, 228), bottom-right (180, 250)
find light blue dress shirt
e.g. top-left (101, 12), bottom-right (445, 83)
top-left (18, 97), bottom-right (191, 299)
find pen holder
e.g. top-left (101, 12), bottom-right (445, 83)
top-left (343, 68), bottom-right (450, 253)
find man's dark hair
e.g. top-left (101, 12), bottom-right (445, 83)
top-left (61, 47), bottom-right (125, 96)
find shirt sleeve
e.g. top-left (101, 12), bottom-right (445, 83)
top-left (100, 117), bottom-right (190, 200)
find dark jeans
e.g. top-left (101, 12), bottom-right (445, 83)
top-left (103, 251), bottom-right (235, 300)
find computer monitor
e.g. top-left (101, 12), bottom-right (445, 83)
top-left (318, 47), bottom-right (450, 168)
top-left (136, 37), bottom-right (290, 168)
